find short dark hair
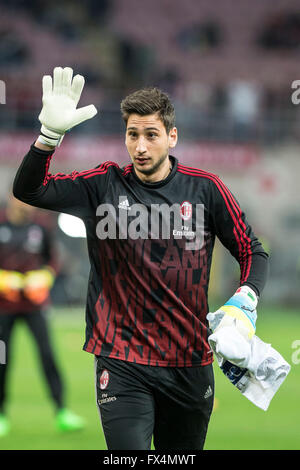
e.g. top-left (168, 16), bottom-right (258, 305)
top-left (120, 87), bottom-right (176, 133)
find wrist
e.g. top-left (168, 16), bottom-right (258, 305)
top-left (233, 285), bottom-right (258, 309)
top-left (34, 139), bottom-right (54, 151)
top-left (38, 125), bottom-right (64, 148)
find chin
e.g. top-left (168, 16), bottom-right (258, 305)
top-left (138, 167), bottom-right (157, 177)
top-left (134, 162), bottom-right (154, 175)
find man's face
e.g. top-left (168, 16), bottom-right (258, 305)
top-left (125, 113), bottom-right (177, 180)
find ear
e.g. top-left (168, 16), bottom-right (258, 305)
top-left (168, 127), bottom-right (178, 148)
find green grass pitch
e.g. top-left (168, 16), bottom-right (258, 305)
top-left (0, 305), bottom-right (299, 450)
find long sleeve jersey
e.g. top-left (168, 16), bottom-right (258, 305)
top-left (13, 144), bottom-right (268, 367)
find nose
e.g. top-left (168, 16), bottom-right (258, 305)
top-left (136, 136), bottom-right (147, 154)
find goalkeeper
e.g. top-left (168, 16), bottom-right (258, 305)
top-left (0, 195), bottom-right (84, 436)
top-left (12, 67), bottom-right (269, 450)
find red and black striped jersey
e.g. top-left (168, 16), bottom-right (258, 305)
top-left (13, 144), bottom-right (268, 366)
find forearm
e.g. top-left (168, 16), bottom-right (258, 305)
top-left (240, 249), bottom-right (269, 298)
top-left (13, 143), bottom-right (55, 205)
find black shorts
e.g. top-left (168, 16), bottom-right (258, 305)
top-left (95, 356), bottom-right (214, 450)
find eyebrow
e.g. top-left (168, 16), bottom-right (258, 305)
top-left (127, 127), bottom-right (160, 131)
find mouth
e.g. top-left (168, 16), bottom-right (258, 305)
top-left (135, 157), bottom-right (151, 165)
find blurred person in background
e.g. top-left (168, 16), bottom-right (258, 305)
top-left (0, 195), bottom-right (85, 437)
top-left (227, 79), bottom-right (261, 141)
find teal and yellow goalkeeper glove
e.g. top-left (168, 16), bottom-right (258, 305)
top-left (207, 285), bottom-right (258, 341)
top-left (38, 66), bottom-right (97, 147)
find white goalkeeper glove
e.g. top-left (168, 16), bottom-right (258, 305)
top-left (207, 285), bottom-right (258, 341)
top-left (38, 66), bottom-right (97, 147)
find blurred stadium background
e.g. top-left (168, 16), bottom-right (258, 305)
top-left (0, 0), bottom-right (299, 450)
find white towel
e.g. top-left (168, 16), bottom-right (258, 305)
top-left (208, 323), bottom-right (291, 411)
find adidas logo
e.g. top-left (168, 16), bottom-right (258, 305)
top-left (204, 385), bottom-right (213, 399)
top-left (118, 198), bottom-right (131, 210)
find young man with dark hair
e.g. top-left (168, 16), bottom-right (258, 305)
top-left (13, 67), bottom-right (268, 450)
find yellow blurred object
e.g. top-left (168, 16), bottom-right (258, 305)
top-left (0, 270), bottom-right (25, 302)
top-left (23, 267), bottom-right (55, 305)
top-left (212, 397), bottom-right (219, 412)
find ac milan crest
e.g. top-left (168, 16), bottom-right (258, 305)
top-left (99, 369), bottom-right (109, 390)
top-left (180, 201), bottom-right (192, 221)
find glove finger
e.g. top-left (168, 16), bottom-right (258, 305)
top-left (42, 75), bottom-right (52, 98)
top-left (71, 74), bottom-right (85, 104)
top-left (53, 66), bottom-right (63, 94)
top-left (71, 104), bottom-right (97, 127)
top-left (62, 67), bottom-right (73, 93)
